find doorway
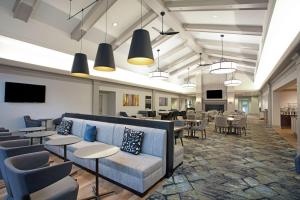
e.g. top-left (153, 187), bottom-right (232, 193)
top-left (241, 100), bottom-right (249, 113)
top-left (99, 91), bottom-right (116, 116)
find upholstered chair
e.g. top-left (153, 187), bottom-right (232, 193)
top-left (174, 120), bottom-right (186, 146)
top-left (0, 139), bottom-right (44, 198)
top-left (0, 135), bottom-right (22, 142)
top-left (215, 116), bottom-right (228, 134)
top-left (232, 117), bottom-right (247, 136)
top-left (23, 115), bottom-right (42, 128)
top-left (191, 119), bottom-right (208, 139)
top-left (4, 151), bottom-right (79, 200)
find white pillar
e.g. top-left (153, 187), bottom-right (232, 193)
top-left (267, 82), bottom-right (272, 128)
top-left (195, 71), bottom-right (202, 111)
top-left (227, 87), bottom-right (235, 112)
top-left (296, 57), bottom-right (300, 154)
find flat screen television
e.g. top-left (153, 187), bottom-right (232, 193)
top-left (4, 82), bottom-right (46, 103)
top-left (206, 90), bottom-right (222, 99)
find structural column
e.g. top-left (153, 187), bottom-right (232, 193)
top-left (195, 71), bottom-right (202, 111)
top-left (296, 57), bottom-right (300, 154)
top-left (227, 87), bottom-right (235, 112)
top-left (267, 82), bottom-right (272, 128)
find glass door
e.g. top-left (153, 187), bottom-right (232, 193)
top-left (241, 100), bottom-right (249, 113)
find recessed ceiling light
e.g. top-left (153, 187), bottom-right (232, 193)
top-left (112, 22), bottom-right (118, 27)
top-left (213, 15), bottom-right (218, 18)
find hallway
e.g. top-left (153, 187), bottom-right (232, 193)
top-left (148, 117), bottom-right (300, 199)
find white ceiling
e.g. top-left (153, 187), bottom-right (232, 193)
top-left (0, 0), bottom-right (272, 92)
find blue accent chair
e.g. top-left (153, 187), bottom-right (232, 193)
top-left (24, 115), bottom-right (42, 128)
top-left (0, 139), bottom-right (44, 199)
top-left (4, 151), bottom-right (79, 200)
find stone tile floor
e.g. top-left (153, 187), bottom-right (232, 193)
top-left (147, 116), bottom-right (300, 200)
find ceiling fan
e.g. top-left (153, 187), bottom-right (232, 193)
top-left (197, 53), bottom-right (211, 68)
top-left (152, 11), bottom-right (179, 36)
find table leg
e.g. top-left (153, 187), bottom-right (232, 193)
top-left (64, 145), bottom-right (67, 162)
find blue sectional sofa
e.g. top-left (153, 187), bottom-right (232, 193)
top-left (45, 117), bottom-right (168, 194)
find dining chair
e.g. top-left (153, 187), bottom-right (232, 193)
top-left (4, 151), bottom-right (79, 200)
top-left (215, 116), bottom-right (229, 134)
top-left (0, 139), bottom-right (44, 196)
top-left (190, 119), bottom-right (208, 139)
top-left (233, 117), bottom-right (247, 136)
top-left (174, 120), bottom-right (187, 146)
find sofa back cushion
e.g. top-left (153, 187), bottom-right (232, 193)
top-left (82, 120), bottom-right (115, 144)
top-left (63, 117), bottom-right (84, 137)
top-left (113, 124), bottom-right (166, 158)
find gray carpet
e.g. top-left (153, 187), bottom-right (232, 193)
top-left (147, 116), bottom-right (300, 200)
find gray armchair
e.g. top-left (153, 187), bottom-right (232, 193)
top-left (4, 151), bottom-right (78, 200)
top-left (24, 115), bottom-right (42, 128)
top-left (0, 139), bottom-right (44, 198)
top-left (191, 119), bottom-right (208, 139)
top-left (0, 135), bottom-right (22, 141)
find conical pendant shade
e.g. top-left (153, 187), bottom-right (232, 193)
top-left (71, 53), bottom-right (89, 77)
top-left (128, 29), bottom-right (154, 65)
top-left (94, 43), bottom-right (115, 71)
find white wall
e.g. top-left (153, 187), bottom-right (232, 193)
top-left (279, 90), bottom-right (297, 107)
top-left (0, 67), bottom-right (93, 131)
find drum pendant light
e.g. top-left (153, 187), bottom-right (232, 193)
top-left (71, 9), bottom-right (89, 77)
top-left (94, 0), bottom-right (115, 71)
top-left (149, 49), bottom-right (169, 79)
top-left (210, 35), bottom-right (237, 74)
top-left (182, 67), bottom-right (196, 88)
top-left (127, 0), bottom-right (154, 65)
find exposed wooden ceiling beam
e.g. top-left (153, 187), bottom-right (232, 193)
top-left (111, 10), bottom-right (157, 50)
top-left (143, 0), bottom-right (210, 63)
top-left (13, 0), bottom-right (38, 22)
top-left (209, 56), bottom-right (256, 68)
top-left (183, 69), bottom-right (254, 81)
top-left (184, 24), bottom-right (263, 36)
top-left (159, 43), bottom-right (187, 61)
top-left (197, 39), bottom-right (259, 51)
top-left (165, 0), bottom-right (268, 12)
top-left (205, 49), bottom-right (257, 63)
top-left (170, 59), bottom-right (199, 76)
top-left (71, 0), bottom-right (118, 41)
top-left (162, 52), bottom-right (197, 72)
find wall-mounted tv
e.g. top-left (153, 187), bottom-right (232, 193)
top-left (206, 90), bottom-right (222, 99)
top-left (4, 82), bottom-right (46, 103)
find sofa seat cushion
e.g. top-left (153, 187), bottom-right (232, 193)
top-left (67, 141), bottom-right (102, 153)
top-left (100, 151), bottom-right (162, 178)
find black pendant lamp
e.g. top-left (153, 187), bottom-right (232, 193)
top-left (71, 9), bottom-right (89, 77)
top-left (127, 0), bottom-right (154, 65)
top-left (94, 0), bottom-right (115, 71)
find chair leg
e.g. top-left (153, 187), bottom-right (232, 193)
top-left (175, 138), bottom-right (177, 145)
top-left (204, 129), bottom-right (207, 139)
top-left (180, 137), bottom-right (184, 146)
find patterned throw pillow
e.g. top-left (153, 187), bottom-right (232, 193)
top-left (120, 127), bottom-right (144, 155)
top-left (56, 120), bottom-right (73, 135)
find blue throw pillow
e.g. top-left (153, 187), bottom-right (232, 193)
top-left (83, 124), bottom-right (97, 142)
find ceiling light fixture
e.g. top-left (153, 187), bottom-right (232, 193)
top-left (224, 72), bottom-right (242, 87)
top-left (71, 8), bottom-right (89, 77)
top-left (112, 22), bottom-right (118, 27)
top-left (149, 49), bottom-right (169, 80)
top-left (182, 67), bottom-right (196, 88)
top-left (127, 0), bottom-right (154, 65)
top-left (94, 0), bottom-right (115, 71)
top-left (210, 34), bottom-right (237, 74)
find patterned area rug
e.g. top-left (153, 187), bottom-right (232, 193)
top-left (147, 116), bottom-right (300, 200)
